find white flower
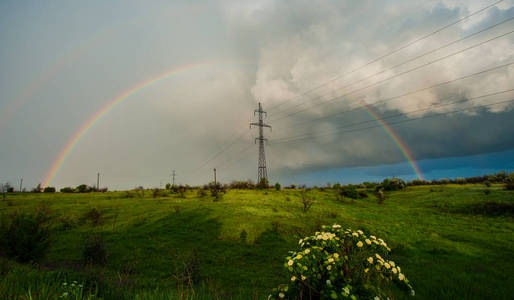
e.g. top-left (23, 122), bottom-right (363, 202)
top-left (343, 287), bottom-right (350, 294)
top-left (365, 239), bottom-right (371, 245)
top-left (367, 257), bottom-right (374, 264)
top-left (328, 258), bottom-right (334, 263)
top-left (356, 241), bottom-right (363, 247)
top-left (287, 260), bottom-right (294, 266)
top-left (291, 276), bottom-right (297, 281)
top-left (279, 292), bottom-right (285, 298)
top-left (399, 273), bottom-right (405, 281)
top-left (374, 296), bottom-right (380, 300)
top-left (352, 232), bottom-right (359, 237)
top-left (357, 230), bottom-right (363, 235)
top-left (304, 249), bottom-right (310, 254)
top-left (326, 279), bottom-right (331, 285)
top-left (301, 275), bottom-right (306, 280)
top-left (384, 263), bottom-right (391, 269)
top-left (327, 265), bottom-right (332, 270)
top-left (298, 239), bottom-right (303, 245)
top-left (333, 253), bottom-right (339, 258)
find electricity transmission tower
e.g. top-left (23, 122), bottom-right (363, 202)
top-left (172, 170), bottom-right (176, 186)
top-left (250, 102), bottom-right (272, 184)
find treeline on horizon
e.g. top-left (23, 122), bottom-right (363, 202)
top-left (1, 170), bottom-right (513, 194)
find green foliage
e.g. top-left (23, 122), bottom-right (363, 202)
top-left (60, 187), bottom-right (74, 193)
top-left (300, 191), bottom-right (314, 213)
top-left (257, 178), bottom-right (270, 189)
top-left (375, 189), bottom-right (386, 204)
top-left (332, 183), bottom-right (341, 190)
top-left (82, 235), bottom-right (107, 266)
top-left (43, 186), bottom-right (56, 193)
top-left (240, 229), bottom-right (248, 242)
top-left (275, 182), bottom-right (281, 191)
top-left (339, 186), bottom-right (360, 199)
top-left (505, 173), bottom-right (514, 190)
top-left (31, 183), bottom-right (42, 193)
top-left (0, 212), bottom-right (50, 262)
top-left (270, 225), bottom-right (414, 299)
top-left (82, 208), bottom-right (102, 225)
top-left (380, 178), bottom-right (406, 191)
top-left (75, 184), bottom-right (95, 193)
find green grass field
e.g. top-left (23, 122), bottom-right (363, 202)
top-left (1, 185), bottom-right (513, 299)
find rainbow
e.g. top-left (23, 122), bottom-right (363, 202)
top-left (359, 102), bottom-right (424, 180)
top-left (42, 59), bottom-right (247, 187)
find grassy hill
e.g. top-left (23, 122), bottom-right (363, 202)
top-left (1, 185), bottom-right (513, 299)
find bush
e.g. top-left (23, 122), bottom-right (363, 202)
top-left (60, 187), bottom-right (74, 193)
top-left (257, 178), bottom-right (270, 189)
top-left (240, 229), bottom-right (248, 242)
top-left (275, 182), bottom-right (281, 191)
top-left (0, 212), bottom-right (50, 262)
top-left (375, 189), bottom-right (386, 204)
top-left (380, 178), bottom-right (406, 191)
top-left (505, 173), bottom-right (514, 190)
top-left (75, 184), bottom-right (95, 193)
top-left (301, 192), bottom-right (314, 213)
top-left (270, 225), bottom-right (414, 299)
top-left (82, 208), bottom-right (102, 225)
top-left (340, 186), bottom-right (360, 199)
top-left (43, 186), bottom-right (56, 193)
top-left (83, 235), bottom-right (107, 266)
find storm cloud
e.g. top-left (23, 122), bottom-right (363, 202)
top-left (0, 0), bottom-right (513, 189)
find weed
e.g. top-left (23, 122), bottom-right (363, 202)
top-left (0, 212), bottom-right (50, 262)
top-left (83, 235), bottom-right (108, 266)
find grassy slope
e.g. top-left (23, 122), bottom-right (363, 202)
top-left (0, 185), bottom-right (513, 299)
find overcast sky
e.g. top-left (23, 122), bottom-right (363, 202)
top-left (1, 0), bottom-right (513, 189)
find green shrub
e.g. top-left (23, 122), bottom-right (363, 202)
top-left (60, 187), bottom-right (74, 193)
top-left (83, 235), bottom-right (107, 266)
top-left (82, 208), bottom-right (102, 225)
top-left (275, 182), bottom-right (281, 191)
top-left (240, 229), bottom-right (248, 242)
top-left (43, 186), bottom-right (56, 193)
top-left (257, 178), bottom-right (269, 189)
top-left (340, 186), bottom-right (360, 199)
top-left (0, 212), bottom-right (50, 262)
top-left (270, 225), bottom-right (414, 299)
top-left (380, 178), bottom-right (406, 191)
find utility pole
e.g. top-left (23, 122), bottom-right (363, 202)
top-left (97, 172), bottom-right (100, 191)
top-left (213, 168), bottom-right (217, 186)
top-left (172, 170), bottom-right (176, 186)
top-left (250, 102), bottom-right (272, 184)
top-left (20, 178), bottom-right (23, 192)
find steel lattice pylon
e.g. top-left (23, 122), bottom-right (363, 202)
top-left (250, 102), bottom-right (272, 184)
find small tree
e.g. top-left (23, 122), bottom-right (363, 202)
top-left (43, 186), bottom-right (56, 193)
top-left (376, 189), bottom-right (386, 204)
top-left (60, 187), bottom-right (74, 193)
top-left (301, 191), bottom-right (314, 213)
top-left (274, 182), bottom-right (281, 191)
top-left (31, 183), bottom-right (42, 193)
top-left (257, 177), bottom-right (269, 189)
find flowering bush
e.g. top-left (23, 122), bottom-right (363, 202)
top-left (270, 225), bottom-right (414, 299)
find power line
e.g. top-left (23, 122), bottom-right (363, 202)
top-left (188, 128), bottom-right (252, 177)
top-left (269, 29), bottom-right (514, 122)
top-left (272, 98), bottom-right (514, 145)
top-left (273, 88), bottom-right (514, 142)
top-left (266, 0), bottom-right (505, 113)
top-left (275, 61), bottom-right (514, 133)
top-left (272, 15), bottom-right (514, 118)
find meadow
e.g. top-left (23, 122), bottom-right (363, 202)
top-left (0, 184), bottom-right (513, 299)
